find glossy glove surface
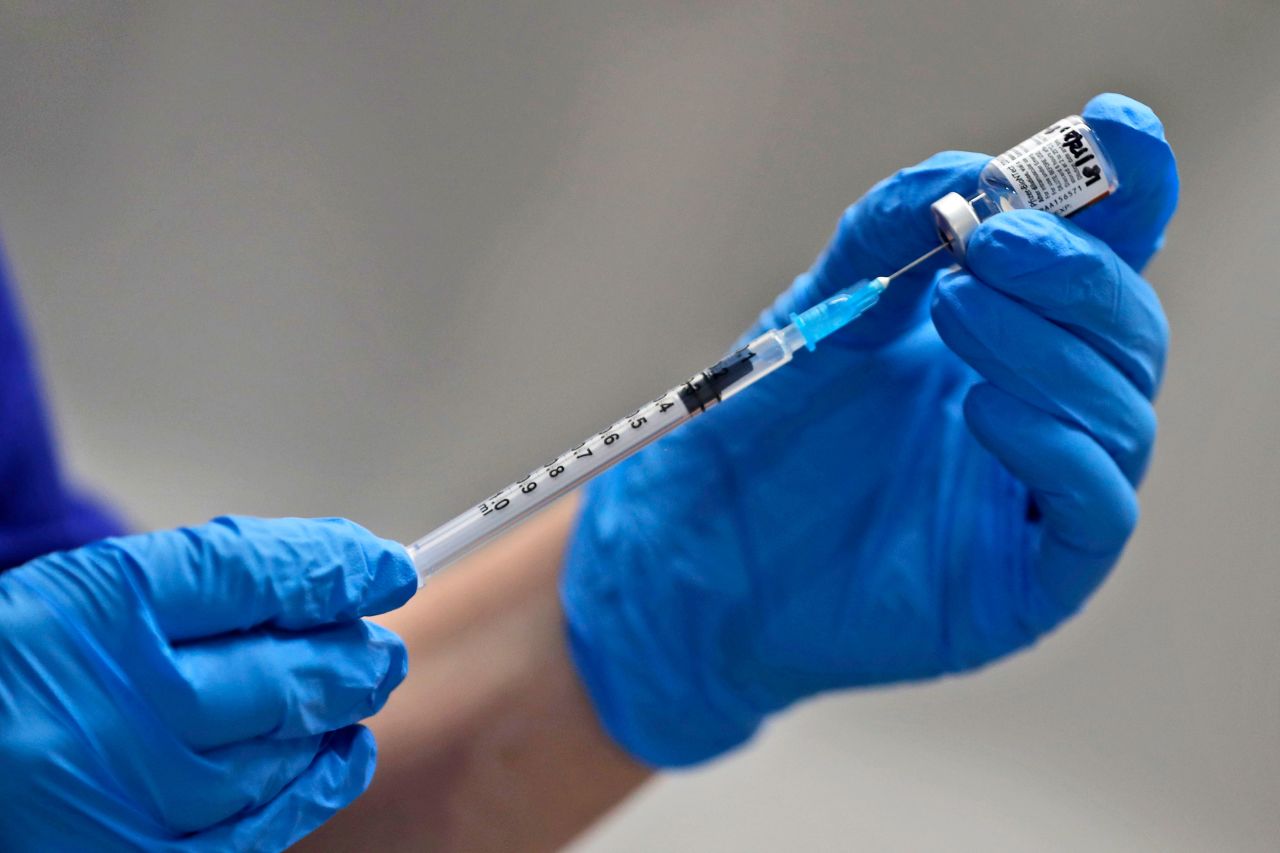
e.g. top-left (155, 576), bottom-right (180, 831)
top-left (563, 93), bottom-right (1178, 766)
top-left (0, 245), bottom-right (123, 569)
top-left (0, 516), bottom-right (416, 851)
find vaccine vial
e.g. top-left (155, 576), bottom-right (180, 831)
top-left (931, 115), bottom-right (1119, 261)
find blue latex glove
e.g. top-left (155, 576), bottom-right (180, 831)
top-left (0, 515), bottom-right (416, 851)
top-left (563, 93), bottom-right (1178, 766)
top-left (0, 243), bottom-right (123, 569)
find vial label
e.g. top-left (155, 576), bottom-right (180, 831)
top-left (990, 115), bottom-right (1111, 217)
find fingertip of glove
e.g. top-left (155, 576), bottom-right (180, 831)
top-left (962, 381), bottom-right (1024, 437)
top-left (314, 518), bottom-right (418, 617)
top-left (908, 149), bottom-right (992, 176)
top-left (966, 210), bottom-right (1086, 280)
top-left (835, 151), bottom-right (989, 252)
top-left (321, 724), bottom-right (378, 797)
top-left (365, 622), bottom-right (410, 714)
top-left (1076, 93), bottom-right (1178, 257)
top-left (929, 268), bottom-right (973, 322)
top-left (929, 269), bottom-right (978, 350)
top-left (343, 723), bottom-right (377, 763)
top-left (1083, 93), bottom-right (1167, 144)
top-left (930, 270), bottom-right (1027, 365)
top-left (962, 378), bottom-right (999, 411)
top-left (363, 536), bottom-right (419, 615)
top-left (348, 725), bottom-right (379, 795)
top-left (861, 150), bottom-right (989, 218)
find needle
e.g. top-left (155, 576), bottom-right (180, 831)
top-left (881, 241), bottom-right (951, 284)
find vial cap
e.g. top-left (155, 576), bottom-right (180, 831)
top-left (930, 192), bottom-right (980, 261)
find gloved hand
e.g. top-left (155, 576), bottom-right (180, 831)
top-left (563, 93), bottom-right (1178, 766)
top-left (0, 244), bottom-right (123, 569)
top-left (0, 515), bottom-right (417, 851)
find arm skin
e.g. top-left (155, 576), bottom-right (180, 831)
top-left (299, 494), bottom-right (652, 853)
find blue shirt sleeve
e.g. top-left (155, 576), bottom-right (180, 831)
top-left (0, 243), bottom-right (124, 570)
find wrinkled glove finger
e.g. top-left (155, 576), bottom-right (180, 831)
top-left (749, 151), bottom-right (989, 348)
top-left (166, 620), bottom-right (407, 749)
top-left (1071, 93), bottom-right (1179, 272)
top-left (933, 271), bottom-right (1156, 485)
top-left (95, 516), bottom-right (416, 641)
top-left (963, 382), bottom-right (1137, 622)
top-left (184, 725), bottom-right (376, 853)
top-left (149, 735), bottom-right (327, 836)
top-left (965, 211), bottom-right (1168, 398)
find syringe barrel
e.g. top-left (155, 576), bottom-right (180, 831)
top-left (407, 328), bottom-right (797, 582)
top-left (407, 391), bottom-right (694, 582)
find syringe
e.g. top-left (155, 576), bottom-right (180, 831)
top-left (407, 109), bottom-right (1123, 583)
top-left (406, 252), bottom-right (938, 584)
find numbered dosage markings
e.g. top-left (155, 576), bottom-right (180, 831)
top-left (475, 393), bottom-right (681, 517)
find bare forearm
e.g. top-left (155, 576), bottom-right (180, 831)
top-left (301, 496), bottom-right (652, 852)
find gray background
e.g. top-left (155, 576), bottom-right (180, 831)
top-left (1, 1), bottom-right (1276, 850)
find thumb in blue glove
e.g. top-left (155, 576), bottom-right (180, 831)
top-left (562, 93), bottom-right (1178, 767)
top-left (0, 515), bottom-right (416, 851)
